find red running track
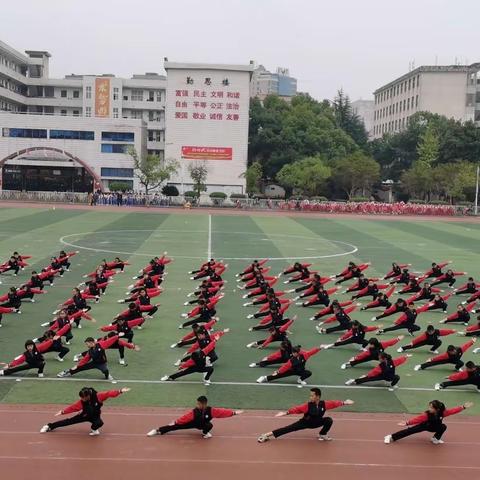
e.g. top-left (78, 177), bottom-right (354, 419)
top-left (0, 405), bottom-right (478, 480)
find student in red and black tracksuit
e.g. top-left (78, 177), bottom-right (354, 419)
top-left (175, 330), bottom-right (223, 366)
top-left (425, 294), bottom-right (450, 313)
top-left (414, 339), bottom-right (476, 372)
top-left (372, 298), bottom-right (408, 321)
top-left (190, 259), bottom-right (216, 275)
top-left (249, 340), bottom-right (293, 368)
top-left (249, 304), bottom-right (293, 331)
top-left (0, 340), bottom-right (46, 377)
top-left (437, 361), bottom-right (480, 391)
top-left (309, 299), bottom-right (353, 321)
top-left (383, 263), bottom-right (410, 280)
top-left (136, 260), bottom-right (164, 280)
top-left (298, 285), bottom-right (332, 307)
top-left (49, 257), bottom-right (65, 277)
top-left (424, 261), bottom-right (451, 279)
top-left (100, 317), bottom-right (137, 364)
top-left (345, 353), bottom-right (407, 389)
top-left (430, 269), bottom-right (463, 288)
top-left (103, 257), bottom-right (129, 272)
top-left (414, 283), bottom-right (435, 302)
top-left (237, 259), bottom-right (268, 278)
top-left (0, 287), bottom-right (22, 311)
top-left (185, 285), bottom-right (216, 305)
top-left (384, 400), bottom-right (472, 444)
top-left (257, 388), bottom-right (354, 443)
top-left (440, 303), bottom-right (474, 325)
top-left (57, 337), bottom-right (113, 380)
top-left (341, 337), bottom-right (403, 369)
top-left (351, 280), bottom-right (382, 300)
top-left (454, 277), bottom-right (479, 296)
top-left (344, 274), bottom-right (369, 293)
top-left (0, 256), bottom-right (20, 275)
top-left (21, 271), bottom-right (45, 290)
top-left (130, 274), bottom-right (158, 294)
top-left (283, 264), bottom-right (312, 284)
top-left (316, 305), bottom-right (353, 334)
top-left (398, 325), bottom-right (455, 353)
top-left (170, 320), bottom-right (217, 348)
top-left (179, 298), bottom-right (219, 329)
top-left (147, 395), bottom-right (242, 438)
top-left (43, 309), bottom-right (74, 344)
top-left (40, 387), bottom-right (130, 435)
top-left (399, 277), bottom-right (422, 294)
top-left (360, 287), bottom-right (394, 311)
top-left (322, 321), bottom-right (377, 350)
top-left (161, 342), bottom-right (217, 385)
top-left (248, 294), bottom-right (283, 319)
top-left (288, 273), bottom-right (324, 295)
top-left (35, 329), bottom-right (70, 361)
top-left (335, 263), bottom-right (364, 285)
top-left (246, 318), bottom-right (294, 349)
top-left (126, 288), bottom-right (159, 316)
top-left (462, 315), bottom-right (480, 336)
top-left (378, 303), bottom-right (424, 335)
top-left (57, 250), bottom-right (77, 271)
top-left (256, 345), bottom-right (321, 385)
top-left (389, 268), bottom-right (414, 286)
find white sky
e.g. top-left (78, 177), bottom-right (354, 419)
top-left (3, 0), bottom-right (479, 101)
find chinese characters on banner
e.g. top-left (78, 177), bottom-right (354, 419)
top-left (181, 146), bottom-right (232, 161)
top-left (173, 77), bottom-right (241, 122)
top-left (95, 78), bottom-right (110, 117)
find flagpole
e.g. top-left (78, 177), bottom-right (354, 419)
top-left (475, 165), bottom-right (479, 216)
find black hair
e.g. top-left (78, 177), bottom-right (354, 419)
top-left (197, 395), bottom-right (208, 403)
top-left (465, 361), bottom-right (476, 369)
top-left (310, 387), bottom-right (321, 397)
top-left (24, 339), bottom-right (35, 349)
top-left (426, 324), bottom-right (435, 333)
top-left (84, 337), bottom-right (95, 343)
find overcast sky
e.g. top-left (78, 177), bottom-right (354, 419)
top-left (3, 0), bottom-right (479, 101)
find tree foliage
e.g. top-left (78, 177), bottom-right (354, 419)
top-left (129, 148), bottom-right (178, 194)
top-left (244, 162), bottom-right (263, 194)
top-left (187, 162), bottom-right (208, 197)
top-left (276, 156), bottom-right (331, 197)
top-left (333, 89), bottom-right (369, 147)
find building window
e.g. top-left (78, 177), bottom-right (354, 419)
top-left (60, 90), bottom-right (67, 98)
top-left (113, 87), bottom-right (119, 100)
top-left (408, 79), bottom-right (411, 90)
top-left (50, 130), bottom-right (95, 140)
top-left (101, 167), bottom-right (134, 178)
top-left (148, 130), bottom-right (163, 142)
top-left (416, 95), bottom-right (419, 107)
top-left (73, 90), bottom-right (80, 98)
top-left (131, 89), bottom-right (143, 101)
top-left (412, 77), bottom-right (415, 89)
top-left (156, 90), bottom-right (162, 102)
top-left (73, 110), bottom-right (79, 116)
top-left (101, 144), bottom-right (129, 154)
top-left (2, 128), bottom-right (47, 138)
top-left (60, 109), bottom-right (67, 116)
top-left (130, 110), bottom-right (142, 119)
top-left (101, 132), bottom-right (134, 142)
top-left (113, 107), bottom-right (119, 118)
top-left (85, 106), bottom-right (91, 117)
top-left (86, 86), bottom-right (92, 99)
top-left (407, 98), bottom-right (410, 109)
top-left (148, 91), bottom-right (154, 101)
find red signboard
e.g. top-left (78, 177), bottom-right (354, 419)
top-left (181, 146), bottom-right (232, 161)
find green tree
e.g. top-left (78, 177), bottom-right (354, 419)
top-left (331, 152), bottom-right (380, 198)
top-left (129, 148), bottom-right (178, 194)
top-left (431, 162), bottom-right (477, 203)
top-left (187, 162), bottom-right (208, 197)
top-left (276, 155), bottom-right (331, 197)
top-left (416, 125), bottom-right (439, 166)
top-left (244, 162), bottom-right (263, 195)
top-left (333, 89), bottom-right (369, 147)
top-left (401, 162), bottom-right (434, 201)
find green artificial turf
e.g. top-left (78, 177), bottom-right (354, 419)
top-left (0, 206), bottom-right (479, 415)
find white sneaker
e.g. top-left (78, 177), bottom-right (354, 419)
top-left (297, 378), bottom-right (307, 385)
top-left (56, 356), bottom-right (64, 362)
top-left (371, 317), bottom-right (377, 321)
top-left (318, 434), bottom-right (332, 441)
top-left (147, 429), bottom-right (159, 437)
top-left (173, 359), bottom-right (181, 367)
top-left (117, 299), bottom-right (124, 303)
top-left (38, 373), bottom-right (44, 378)
top-left (170, 343), bottom-right (178, 349)
top-left (384, 435), bottom-right (393, 444)
top-left (246, 342), bottom-right (256, 348)
top-left (414, 364), bottom-right (422, 371)
top-left (341, 363), bottom-right (350, 369)
top-left (256, 376), bottom-right (267, 383)
top-left (161, 375), bottom-right (170, 381)
top-left (247, 314), bottom-right (254, 319)
top-left (397, 347), bottom-right (404, 353)
top-left (202, 432), bottom-right (213, 439)
top-left (243, 302), bottom-right (251, 307)
top-left (435, 383), bottom-right (442, 390)
top-left (431, 437), bottom-right (444, 445)
top-left (89, 430), bottom-right (100, 436)
top-left (73, 354), bottom-right (81, 362)
top-left (388, 385), bottom-right (399, 391)
top-left (77, 324), bottom-right (82, 329)
top-left (257, 434), bottom-right (270, 443)
top-left (345, 379), bottom-right (355, 386)
top-left (431, 350), bottom-right (439, 354)
top-left (40, 425), bottom-right (51, 433)
top-left (204, 379), bottom-right (211, 386)
top-left (473, 348), bottom-right (480, 354)
top-left (119, 359), bottom-right (125, 365)
top-left (40, 322), bottom-right (50, 327)
top-left (249, 363), bottom-right (257, 368)
top-left (321, 344), bottom-right (333, 350)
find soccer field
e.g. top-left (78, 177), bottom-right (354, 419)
top-left (0, 205), bottom-right (479, 415)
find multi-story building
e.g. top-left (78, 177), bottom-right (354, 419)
top-left (0, 39), bottom-right (251, 193)
top-left (351, 99), bottom-right (375, 138)
top-left (372, 63), bottom-right (480, 138)
top-left (250, 65), bottom-right (297, 100)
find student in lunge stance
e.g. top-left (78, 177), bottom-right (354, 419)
top-left (257, 388), bottom-right (354, 443)
top-left (147, 395), bottom-right (243, 438)
top-left (384, 400), bottom-right (472, 444)
top-left (40, 387), bottom-right (130, 436)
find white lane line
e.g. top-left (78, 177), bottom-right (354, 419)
top-left (1, 376), bottom-right (478, 393)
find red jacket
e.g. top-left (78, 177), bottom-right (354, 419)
top-left (287, 400), bottom-right (345, 415)
top-left (277, 347), bottom-right (321, 374)
top-left (175, 407), bottom-right (235, 424)
top-left (429, 340), bottom-right (474, 362)
top-left (411, 329), bottom-right (455, 346)
top-left (366, 355), bottom-right (407, 378)
top-left (179, 341), bottom-right (217, 369)
top-left (261, 319), bottom-right (294, 348)
top-left (61, 390), bottom-right (124, 414)
top-left (405, 406), bottom-right (464, 426)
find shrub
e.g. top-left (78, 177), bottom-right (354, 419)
top-left (162, 185), bottom-right (179, 197)
top-left (184, 190), bottom-right (199, 198)
top-left (109, 182), bottom-right (130, 192)
top-left (428, 200), bottom-right (450, 205)
top-left (310, 196), bottom-right (328, 202)
top-left (230, 193), bottom-right (247, 199)
top-left (209, 192), bottom-right (227, 199)
top-left (409, 199), bottom-right (426, 204)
